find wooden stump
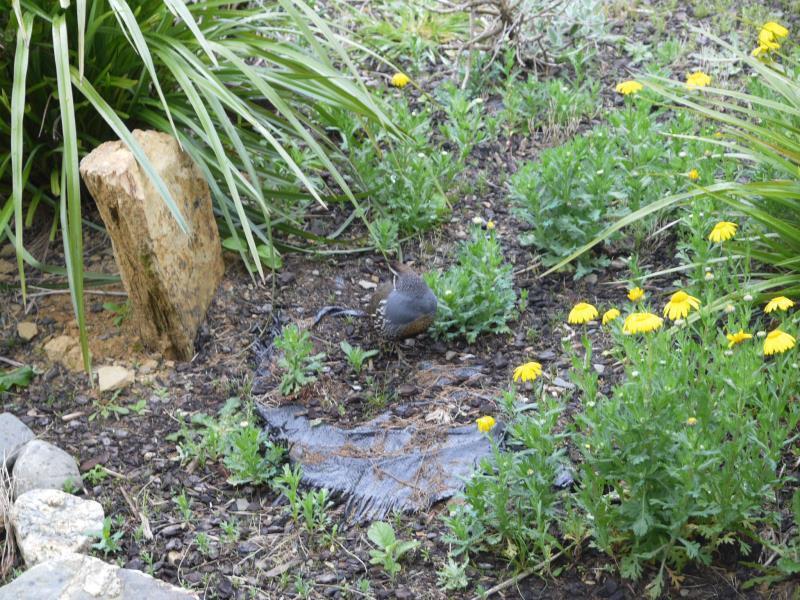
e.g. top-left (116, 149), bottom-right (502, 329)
top-left (80, 130), bottom-right (224, 360)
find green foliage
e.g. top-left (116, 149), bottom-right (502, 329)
top-left (90, 517), bottom-right (124, 556)
top-left (223, 426), bottom-right (285, 486)
top-left (171, 397), bottom-right (285, 486)
top-left (367, 521), bottom-right (419, 580)
top-left (274, 324), bottom-right (325, 396)
top-left (1, 1), bottom-right (398, 372)
top-left (500, 77), bottom-right (600, 135)
top-left (441, 394), bottom-right (568, 569)
top-left (425, 228), bottom-right (517, 342)
top-left (275, 463), bottom-right (304, 524)
top-left (82, 465), bottom-right (109, 486)
top-left (102, 301), bottom-right (130, 327)
top-left (300, 488), bottom-right (333, 535)
top-left (0, 366), bottom-right (34, 392)
top-left (438, 83), bottom-right (497, 161)
top-left (511, 99), bottom-right (735, 276)
top-left (340, 341), bottom-right (379, 374)
top-left (173, 491), bottom-right (193, 523)
top-left (436, 557), bottom-right (470, 591)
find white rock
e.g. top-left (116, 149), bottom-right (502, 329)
top-left (43, 335), bottom-right (83, 372)
top-left (12, 440), bottom-right (81, 498)
top-left (11, 489), bottom-right (104, 566)
top-left (0, 413), bottom-right (34, 468)
top-left (16, 321), bottom-right (38, 341)
top-left (0, 552), bottom-right (198, 599)
top-left (97, 366), bottom-right (134, 393)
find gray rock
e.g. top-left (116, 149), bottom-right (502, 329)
top-left (12, 489), bottom-right (104, 566)
top-left (12, 440), bottom-right (81, 498)
top-left (0, 552), bottom-right (198, 599)
top-left (0, 413), bottom-right (34, 468)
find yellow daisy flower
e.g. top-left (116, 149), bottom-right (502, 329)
top-left (688, 168), bottom-right (700, 181)
top-left (708, 221), bottom-right (737, 242)
top-left (602, 308), bottom-right (621, 325)
top-left (615, 80), bottom-right (643, 95)
top-left (663, 290), bottom-right (701, 320)
top-left (568, 302), bottom-right (599, 324)
top-left (726, 330), bottom-right (753, 348)
top-left (765, 296), bottom-right (795, 313)
top-left (513, 361), bottom-right (542, 383)
top-left (763, 329), bottom-right (796, 356)
top-left (622, 312), bottom-right (664, 334)
top-left (686, 71), bottom-right (711, 90)
top-left (686, 417), bottom-right (698, 426)
top-left (486, 220), bottom-right (496, 230)
top-left (763, 21), bottom-right (789, 38)
top-left (391, 72), bottom-right (411, 88)
top-left (476, 415), bottom-right (496, 433)
top-left (758, 28), bottom-right (781, 51)
top-left (628, 287), bottom-right (645, 302)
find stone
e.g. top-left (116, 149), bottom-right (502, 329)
top-left (97, 366), bottom-right (135, 393)
top-left (11, 489), bottom-right (104, 566)
top-left (0, 413), bottom-right (35, 468)
top-left (43, 335), bottom-right (83, 372)
top-left (12, 440), bottom-right (81, 498)
top-left (0, 552), bottom-right (198, 599)
top-left (79, 130), bottom-right (224, 360)
top-left (16, 321), bottom-right (38, 341)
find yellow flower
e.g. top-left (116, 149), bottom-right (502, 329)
top-left (686, 417), bottom-right (698, 426)
top-left (759, 28), bottom-right (781, 50)
top-left (391, 72), bottom-right (411, 88)
top-left (685, 71), bottom-right (711, 90)
top-left (486, 220), bottom-right (496, 230)
top-left (765, 296), bottom-right (795, 313)
top-left (763, 329), bottom-right (796, 356)
top-left (513, 361), bottom-right (542, 383)
top-left (476, 415), bottom-right (496, 433)
top-left (615, 80), bottom-right (643, 95)
top-left (688, 168), bottom-right (700, 181)
top-left (763, 21), bottom-right (789, 38)
top-left (622, 312), bottom-right (664, 334)
top-left (752, 44), bottom-right (771, 57)
top-left (568, 302), bottom-right (598, 324)
top-left (627, 287), bottom-right (645, 302)
top-left (602, 308), bottom-right (621, 325)
top-left (708, 221), bottom-right (737, 242)
top-left (726, 330), bottom-right (753, 348)
top-left (663, 290), bottom-right (701, 320)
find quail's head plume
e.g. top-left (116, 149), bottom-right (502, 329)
top-left (368, 263), bottom-right (437, 340)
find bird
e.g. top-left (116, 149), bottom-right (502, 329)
top-left (367, 263), bottom-right (438, 340)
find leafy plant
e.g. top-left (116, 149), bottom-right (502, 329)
top-left (223, 426), bottom-right (285, 486)
top-left (436, 557), bottom-right (469, 591)
top-left (300, 488), bottom-right (333, 536)
top-left (0, 366), bottom-right (34, 392)
top-left (90, 517), bottom-right (124, 556)
top-left (340, 341), bottom-right (379, 375)
top-left (512, 99), bottom-right (735, 276)
top-left (425, 227), bottom-right (516, 342)
top-left (173, 491), bottom-right (193, 523)
top-left (82, 465), bottom-right (109, 486)
top-left (274, 324), bottom-right (325, 396)
top-left (102, 301), bottom-right (130, 327)
top-left (275, 463), bottom-right (304, 524)
top-left (1, 1), bottom-right (399, 372)
top-left (367, 521), bottom-right (419, 580)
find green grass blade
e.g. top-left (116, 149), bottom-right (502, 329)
top-left (52, 14), bottom-right (90, 374)
top-left (70, 69), bottom-right (189, 234)
top-left (11, 12), bottom-right (34, 306)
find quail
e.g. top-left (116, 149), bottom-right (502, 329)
top-left (367, 264), bottom-right (438, 340)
